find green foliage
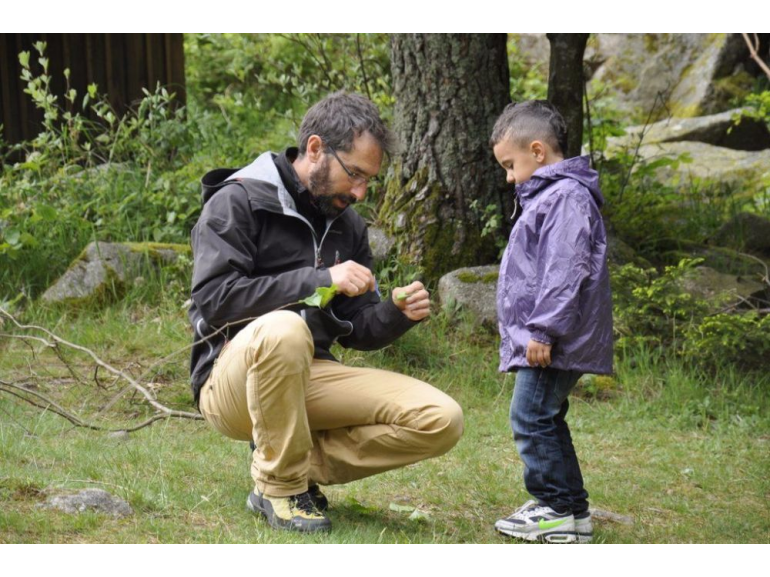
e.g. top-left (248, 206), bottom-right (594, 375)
top-left (612, 258), bottom-right (770, 374)
top-left (732, 89), bottom-right (770, 130)
top-left (469, 200), bottom-right (507, 259)
top-left (0, 43), bottom-right (203, 299)
top-left (507, 36), bottom-right (548, 101)
top-left (683, 311), bottom-right (770, 373)
top-left (374, 255), bottom-right (422, 300)
top-left (187, 34), bottom-right (392, 115)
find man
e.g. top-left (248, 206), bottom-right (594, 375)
top-left (188, 91), bottom-right (463, 533)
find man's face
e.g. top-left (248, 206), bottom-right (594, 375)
top-left (308, 132), bottom-right (383, 217)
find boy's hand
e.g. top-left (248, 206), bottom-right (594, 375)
top-left (526, 339), bottom-right (552, 368)
top-left (392, 281), bottom-right (430, 321)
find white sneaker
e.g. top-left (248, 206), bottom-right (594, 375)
top-left (574, 510), bottom-right (593, 543)
top-left (495, 500), bottom-right (576, 543)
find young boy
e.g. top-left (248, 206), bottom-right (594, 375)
top-left (490, 101), bottom-right (613, 543)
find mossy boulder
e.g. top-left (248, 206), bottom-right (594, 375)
top-left (438, 265), bottom-right (499, 328)
top-left (678, 266), bottom-right (767, 308)
top-left (41, 241), bottom-right (190, 306)
top-left (516, 34), bottom-right (757, 120)
top-left (607, 108), bottom-right (770, 153)
top-left (631, 141), bottom-right (770, 187)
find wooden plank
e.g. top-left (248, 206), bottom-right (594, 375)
top-left (125, 33), bottom-right (146, 107)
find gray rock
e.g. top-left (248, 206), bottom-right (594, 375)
top-left (606, 231), bottom-right (651, 268)
top-left (590, 508), bottom-right (634, 525)
top-left (108, 431), bottom-right (130, 442)
top-left (511, 33), bottom-right (550, 70)
top-left (367, 227), bottom-right (394, 265)
top-left (678, 266), bottom-right (766, 307)
top-left (515, 34), bottom-right (757, 120)
top-left (438, 266), bottom-right (499, 327)
top-left (41, 242), bottom-right (189, 306)
top-left (607, 108), bottom-right (770, 153)
top-left (662, 243), bottom-right (769, 279)
top-left (589, 34), bottom-right (752, 118)
top-left (42, 488), bottom-right (133, 518)
top-left (630, 141), bottom-right (770, 186)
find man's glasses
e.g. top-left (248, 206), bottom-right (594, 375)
top-left (326, 145), bottom-right (371, 187)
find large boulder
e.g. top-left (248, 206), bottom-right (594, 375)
top-left (629, 141), bottom-right (770, 186)
top-left (438, 266), bottom-right (499, 327)
top-left (41, 241), bottom-right (190, 306)
top-left (678, 266), bottom-right (767, 307)
top-left (607, 108), bottom-right (770, 152)
top-left (514, 34), bottom-right (760, 120)
top-left (589, 34), bottom-right (752, 119)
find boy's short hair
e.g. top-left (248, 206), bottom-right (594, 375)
top-left (489, 100), bottom-right (568, 156)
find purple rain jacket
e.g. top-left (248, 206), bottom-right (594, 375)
top-left (497, 156), bottom-right (614, 375)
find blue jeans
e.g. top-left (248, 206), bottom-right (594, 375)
top-left (510, 367), bottom-right (588, 514)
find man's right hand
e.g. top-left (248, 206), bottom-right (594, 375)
top-left (329, 260), bottom-right (376, 297)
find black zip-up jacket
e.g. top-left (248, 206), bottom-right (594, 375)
top-left (188, 151), bottom-right (416, 406)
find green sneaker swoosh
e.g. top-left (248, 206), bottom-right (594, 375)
top-left (539, 518), bottom-right (569, 530)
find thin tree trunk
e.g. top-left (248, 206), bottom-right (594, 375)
top-left (547, 33), bottom-right (589, 158)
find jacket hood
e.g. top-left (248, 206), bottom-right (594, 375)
top-left (515, 156), bottom-right (603, 208)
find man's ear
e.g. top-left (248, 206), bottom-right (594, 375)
top-left (306, 135), bottom-right (324, 163)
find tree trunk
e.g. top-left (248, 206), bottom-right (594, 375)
top-left (383, 34), bottom-right (510, 282)
top-left (546, 33), bottom-right (589, 158)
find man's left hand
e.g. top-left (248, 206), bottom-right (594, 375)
top-left (392, 281), bottom-right (430, 321)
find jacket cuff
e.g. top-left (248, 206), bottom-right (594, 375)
top-left (530, 330), bottom-right (555, 345)
top-left (315, 268), bottom-right (333, 288)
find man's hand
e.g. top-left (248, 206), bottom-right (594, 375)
top-left (329, 260), bottom-right (376, 297)
top-left (526, 339), bottom-right (552, 368)
top-left (392, 281), bottom-right (430, 321)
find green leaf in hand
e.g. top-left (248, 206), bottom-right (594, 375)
top-left (300, 285), bottom-right (338, 309)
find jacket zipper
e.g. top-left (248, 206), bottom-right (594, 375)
top-left (510, 195), bottom-right (520, 222)
top-left (305, 214), bottom-right (354, 337)
top-left (280, 209), bottom-right (339, 269)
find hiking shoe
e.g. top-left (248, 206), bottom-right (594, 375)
top-left (495, 500), bottom-right (576, 543)
top-left (247, 490), bottom-right (331, 533)
top-left (308, 484), bottom-right (329, 512)
top-left (247, 441), bottom-right (328, 513)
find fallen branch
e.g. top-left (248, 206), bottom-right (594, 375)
top-left (0, 292), bottom-right (326, 430)
top-left (0, 307), bottom-right (203, 431)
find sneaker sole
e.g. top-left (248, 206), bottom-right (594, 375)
top-left (496, 523), bottom-right (578, 544)
top-left (498, 528), bottom-right (578, 544)
top-left (576, 532), bottom-right (593, 544)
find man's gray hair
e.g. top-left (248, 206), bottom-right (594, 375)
top-left (298, 91), bottom-right (397, 156)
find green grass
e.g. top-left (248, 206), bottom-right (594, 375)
top-left (1, 295), bottom-right (768, 543)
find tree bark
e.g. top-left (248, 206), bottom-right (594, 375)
top-left (546, 33), bottom-right (589, 158)
top-left (383, 34), bottom-right (510, 282)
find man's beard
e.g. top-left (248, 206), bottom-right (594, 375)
top-left (309, 158), bottom-right (357, 217)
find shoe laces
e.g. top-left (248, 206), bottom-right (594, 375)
top-left (508, 502), bottom-right (554, 521)
top-left (291, 491), bottom-right (320, 516)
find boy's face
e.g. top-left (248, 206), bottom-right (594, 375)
top-left (493, 139), bottom-right (542, 186)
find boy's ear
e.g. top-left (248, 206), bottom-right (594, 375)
top-left (530, 141), bottom-right (546, 163)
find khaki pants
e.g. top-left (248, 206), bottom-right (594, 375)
top-left (199, 311), bottom-right (464, 497)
